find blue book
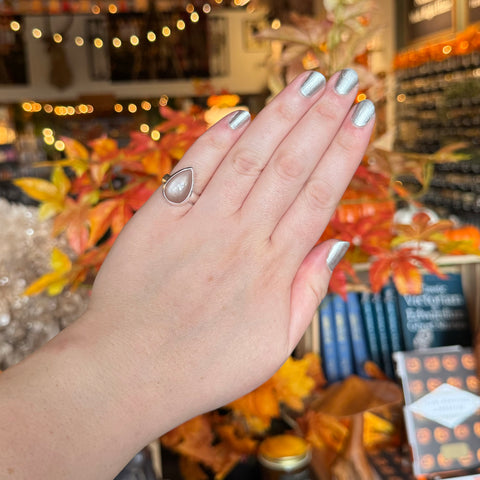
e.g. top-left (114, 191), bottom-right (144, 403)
top-left (332, 294), bottom-right (355, 379)
top-left (346, 292), bottom-right (369, 377)
top-left (319, 296), bottom-right (340, 383)
top-left (382, 282), bottom-right (405, 353)
top-left (396, 273), bottom-right (471, 350)
top-left (372, 291), bottom-right (394, 378)
top-left (359, 291), bottom-right (383, 370)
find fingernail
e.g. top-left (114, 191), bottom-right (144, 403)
top-left (229, 110), bottom-right (251, 130)
top-left (326, 241), bottom-right (350, 272)
top-left (334, 69), bottom-right (358, 95)
top-left (300, 71), bottom-right (326, 97)
top-left (352, 99), bottom-right (375, 127)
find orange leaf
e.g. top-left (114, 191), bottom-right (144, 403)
top-left (392, 260), bottom-right (422, 295)
top-left (87, 199), bottom-right (118, 247)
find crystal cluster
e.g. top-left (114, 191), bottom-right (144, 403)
top-left (0, 199), bottom-right (89, 369)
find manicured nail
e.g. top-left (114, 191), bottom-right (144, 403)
top-left (300, 71), bottom-right (326, 97)
top-left (229, 110), bottom-right (251, 130)
top-left (352, 99), bottom-right (375, 127)
top-left (326, 241), bottom-right (350, 272)
top-left (334, 69), bottom-right (358, 95)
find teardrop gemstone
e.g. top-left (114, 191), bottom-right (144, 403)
top-left (163, 167), bottom-right (194, 205)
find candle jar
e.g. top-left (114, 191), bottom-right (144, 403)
top-left (258, 434), bottom-right (312, 480)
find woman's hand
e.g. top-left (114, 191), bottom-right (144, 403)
top-left (0, 69), bottom-right (375, 479)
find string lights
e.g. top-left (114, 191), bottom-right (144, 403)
top-left (7, 0), bottom-right (254, 49)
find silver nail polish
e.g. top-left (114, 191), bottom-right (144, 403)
top-left (334, 69), bottom-right (359, 95)
top-left (229, 110), bottom-right (251, 130)
top-left (326, 241), bottom-right (350, 272)
top-left (300, 71), bottom-right (326, 97)
top-left (352, 99), bottom-right (375, 127)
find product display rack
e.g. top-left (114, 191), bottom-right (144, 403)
top-left (394, 51), bottom-right (480, 226)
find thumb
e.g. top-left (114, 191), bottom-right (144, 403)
top-left (288, 240), bottom-right (350, 351)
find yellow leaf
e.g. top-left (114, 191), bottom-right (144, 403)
top-left (51, 247), bottom-right (72, 273)
top-left (13, 177), bottom-right (59, 202)
top-left (47, 278), bottom-right (69, 296)
top-left (39, 201), bottom-right (66, 220)
top-left (51, 167), bottom-right (71, 198)
top-left (23, 271), bottom-right (65, 296)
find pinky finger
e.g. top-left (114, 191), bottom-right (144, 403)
top-left (287, 240), bottom-right (349, 352)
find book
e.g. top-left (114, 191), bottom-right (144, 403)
top-left (345, 292), bottom-right (369, 377)
top-left (397, 273), bottom-right (471, 350)
top-left (360, 291), bottom-right (383, 370)
top-left (319, 297), bottom-right (340, 383)
top-left (332, 294), bottom-right (355, 379)
top-left (382, 282), bottom-right (405, 353)
top-left (372, 291), bottom-right (394, 378)
top-left (394, 346), bottom-right (480, 478)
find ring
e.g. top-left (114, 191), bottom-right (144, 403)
top-left (162, 167), bottom-right (194, 205)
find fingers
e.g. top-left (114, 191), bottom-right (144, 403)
top-left (147, 109), bottom-right (251, 216)
top-left (287, 240), bottom-right (349, 351)
top-left (272, 98), bottom-right (375, 261)
top-left (241, 69), bottom-right (360, 230)
top-left (198, 70), bottom-right (327, 214)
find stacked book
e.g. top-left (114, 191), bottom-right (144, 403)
top-left (314, 273), bottom-right (471, 383)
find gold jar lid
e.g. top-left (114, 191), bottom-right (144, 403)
top-left (258, 434), bottom-right (311, 472)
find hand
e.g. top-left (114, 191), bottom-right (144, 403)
top-left (0, 69), bottom-right (375, 479)
top-left (89, 68), bottom-right (374, 424)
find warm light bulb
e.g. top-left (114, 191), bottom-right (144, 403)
top-left (151, 130), bottom-right (160, 141)
top-left (186, 3), bottom-right (195, 13)
top-left (177, 20), bottom-right (185, 30)
top-left (108, 3), bottom-right (117, 13)
top-left (53, 33), bottom-right (63, 43)
top-left (10, 21), bottom-right (20, 32)
top-left (203, 3), bottom-right (211, 13)
top-left (130, 35), bottom-right (139, 46)
top-left (42, 128), bottom-right (53, 137)
top-left (128, 103), bottom-right (137, 113)
top-left (140, 123), bottom-right (149, 133)
top-left (141, 101), bottom-right (151, 111)
top-left (147, 31), bottom-right (156, 42)
top-left (162, 26), bottom-right (171, 37)
top-left (32, 28), bottom-right (42, 39)
top-left (271, 19), bottom-right (281, 29)
top-left (114, 103), bottom-right (123, 113)
top-left (112, 37), bottom-right (122, 48)
top-left (55, 140), bottom-right (66, 151)
top-left (75, 36), bottom-right (84, 46)
top-left (94, 38), bottom-right (104, 48)
top-left (190, 12), bottom-right (199, 22)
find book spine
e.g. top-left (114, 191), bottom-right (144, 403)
top-left (382, 283), bottom-right (405, 353)
top-left (360, 291), bottom-right (383, 370)
top-left (346, 292), bottom-right (369, 377)
top-left (332, 294), bottom-right (354, 379)
top-left (372, 292), bottom-right (394, 378)
top-left (319, 296), bottom-right (340, 383)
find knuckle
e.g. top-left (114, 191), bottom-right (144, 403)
top-left (302, 177), bottom-right (337, 211)
top-left (273, 151), bottom-right (305, 181)
top-left (308, 279), bottom-right (328, 307)
top-left (272, 100), bottom-right (299, 122)
top-left (202, 131), bottom-right (230, 152)
top-left (232, 148), bottom-right (263, 177)
top-left (313, 100), bottom-right (342, 124)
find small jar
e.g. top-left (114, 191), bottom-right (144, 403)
top-left (258, 434), bottom-right (312, 480)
